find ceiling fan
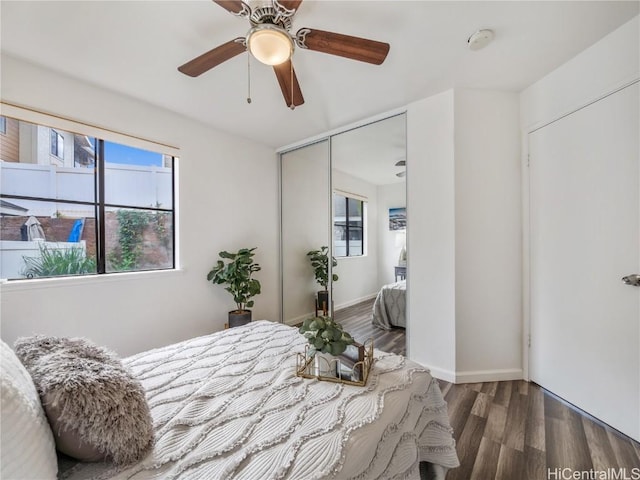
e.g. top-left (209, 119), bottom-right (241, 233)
top-left (178, 0), bottom-right (390, 109)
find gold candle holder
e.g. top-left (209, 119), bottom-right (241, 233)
top-left (295, 339), bottom-right (374, 387)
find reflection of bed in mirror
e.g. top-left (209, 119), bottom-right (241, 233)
top-left (372, 280), bottom-right (406, 330)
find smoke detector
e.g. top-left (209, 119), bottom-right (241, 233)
top-left (468, 29), bottom-right (494, 51)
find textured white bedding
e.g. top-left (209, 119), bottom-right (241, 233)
top-left (372, 281), bottom-right (407, 330)
top-left (60, 321), bottom-right (458, 480)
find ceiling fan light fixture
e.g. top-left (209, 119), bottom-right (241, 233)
top-left (247, 24), bottom-right (293, 65)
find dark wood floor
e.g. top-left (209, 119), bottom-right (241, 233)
top-left (336, 299), bottom-right (640, 479)
top-left (441, 380), bottom-right (640, 479)
top-left (334, 297), bottom-right (406, 355)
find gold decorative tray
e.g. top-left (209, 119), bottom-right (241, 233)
top-left (295, 339), bottom-right (374, 387)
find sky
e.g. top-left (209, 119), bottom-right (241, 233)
top-left (104, 141), bottom-right (163, 167)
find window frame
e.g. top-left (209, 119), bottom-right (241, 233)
top-left (50, 129), bottom-right (64, 158)
top-left (0, 105), bottom-right (179, 281)
top-left (333, 193), bottom-right (365, 258)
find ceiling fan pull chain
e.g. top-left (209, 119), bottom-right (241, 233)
top-left (247, 51), bottom-right (252, 104)
top-left (289, 61), bottom-right (295, 110)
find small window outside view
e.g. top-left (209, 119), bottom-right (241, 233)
top-left (0, 117), bottom-right (175, 280)
top-left (334, 194), bottom-right (364, 257)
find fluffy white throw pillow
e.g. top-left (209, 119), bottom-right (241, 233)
top-left (1, 338), bottom-right (58, 479)
top-left (14, 335), bottom-right (154, 467)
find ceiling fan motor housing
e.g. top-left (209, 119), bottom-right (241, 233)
top-left (249, 3), bottom-right (293, 30)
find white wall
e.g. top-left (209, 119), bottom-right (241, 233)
top-left (376, 183), bottom-right (406, 287)
top-left (454, 89), bottom-right (521, 381)
top-left (406, 88), bottom-right (521, 383)
top-left (406, 90), bottom-right (457, 380)
top-left (332, 169), bottom-right (379, 309)
top-left (0, 54), bottom-right (279, 357)
top-left (406, 17), bottom-right (639, 384)
top-left (521, 16), bottom-right (640, 130)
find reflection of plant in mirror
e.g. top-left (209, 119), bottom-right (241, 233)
top-left (306, 246), bottom-right (338, 289)
top-left (298, 316), bottom-right (354, 356)
top-left (22, 244), bottom-right (95, 278)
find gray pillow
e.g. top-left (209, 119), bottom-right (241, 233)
top-left (14, 336), bottom-right (154, 466)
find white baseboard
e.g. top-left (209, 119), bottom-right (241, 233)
top-left (335, 293), bottom-right (377, 311)
top-left (422, 366), bottom-right (457, 383)
top-left (283, 311), bottom-right (314, 327)
top-left (454, 368), bottom-right (523, 384)
top-left (409, 363), bottom-right (522, 384)
top-left (284, 294), bottom-right (377, 327)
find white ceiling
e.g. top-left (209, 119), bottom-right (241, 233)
top-left (332, 114), bottom-right (406, 186)
top-left (1, 1), bottom-right (638, 149)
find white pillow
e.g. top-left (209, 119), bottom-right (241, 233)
top-left (1, 338), bottom-right (58, 479)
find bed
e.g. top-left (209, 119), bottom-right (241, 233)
top-left (3, 320), bottom-right (459, 480)
top-left (372, 280), bottom-right (406, 330)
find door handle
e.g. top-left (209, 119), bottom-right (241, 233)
top-left (621, 274), bottom-right (640, 287)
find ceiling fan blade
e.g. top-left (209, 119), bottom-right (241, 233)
top-left (273, 0), bottom-right (303, 16)
top-left (273, 59), bottom-right (304, 108)
top-left (178, 38), bottom-right (246, 77)
top-left (296, 28), bottom-right (389, 65)
top-left (213, 0), bottom-right (251, 17)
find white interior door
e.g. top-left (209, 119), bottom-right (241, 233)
top-left (529, 82), bottom-right (639, 441)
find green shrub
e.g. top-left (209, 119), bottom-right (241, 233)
top-left (22, 245), bottom-right (96, 278)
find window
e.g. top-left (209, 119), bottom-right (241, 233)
top-left (0, 116), bottom-right (6, 135)
top-left (0, 116), bottom-right (176, 280)
top-left (333, 193), bottom-right (365, 257)
top-left (50, 129), bottom-right (64, 158)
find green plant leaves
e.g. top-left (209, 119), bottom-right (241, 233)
top-left (22, 245), bottom-right (96, 278)
top-left (207, 247), bottom-right (261, 311)
top-left (306, 246), bottom-right (339, 288)
top-left (298, 315), bottom-right (355, 356)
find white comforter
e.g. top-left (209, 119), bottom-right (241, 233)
top-left (60, 321), bottom-right (458, 480)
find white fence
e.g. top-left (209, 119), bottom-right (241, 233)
top-left (1, 161), bottom-right (172, 216)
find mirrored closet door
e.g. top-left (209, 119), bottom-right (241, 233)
top-left (280, 114), bottom-right (407, 354)
top-left (281, 140), bottom-right (330, 325)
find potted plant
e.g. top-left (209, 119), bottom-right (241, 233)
top-left (206, 247), bottom-right (261, 328)
top-left (298, 316), bottom-right (354, 356)
top-left (306, 246), bottom-right (338, 314)
top-left (299, 315), bottom-right (355, 377)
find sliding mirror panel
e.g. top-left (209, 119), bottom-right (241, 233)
top-left (281, 140), bottom-right (330, 325)
top-left (331, 114), bottom-right (407, 338)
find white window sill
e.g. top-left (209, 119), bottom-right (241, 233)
top-left (336, 254), bottom-right (368, 261)
top-left (0, 268), bottom-right (185, 292)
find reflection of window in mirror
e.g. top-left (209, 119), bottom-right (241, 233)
top-left (333, 193), bottom-right (366, 257)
